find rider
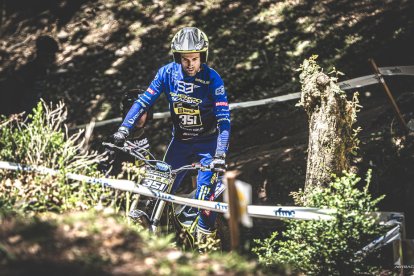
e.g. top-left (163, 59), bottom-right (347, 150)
top-left (111, 27), bottom-right (231, 248)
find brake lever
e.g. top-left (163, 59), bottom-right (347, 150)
top-left (101, 142), bottom-right (111, 147)
top-left (102, 142), bottom-right (118, 150)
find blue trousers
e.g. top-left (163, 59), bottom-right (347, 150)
top-left (164, 136), bottom-right (220, 231)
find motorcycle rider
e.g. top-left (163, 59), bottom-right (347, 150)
top-left (111, 27), bottom-right (231, 250)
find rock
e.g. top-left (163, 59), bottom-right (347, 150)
top-left (57, 31), bottom-right (69, 41)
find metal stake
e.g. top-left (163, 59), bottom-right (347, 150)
top-left (369, 58), bottom-right (410, 133)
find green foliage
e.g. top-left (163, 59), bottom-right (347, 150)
top-left (253, 170), bottom-right (386, 275)
top-left (0, 100), bottom-right (108, 213)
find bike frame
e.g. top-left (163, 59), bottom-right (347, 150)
top-left (102, 141), bottom-right (226, 239)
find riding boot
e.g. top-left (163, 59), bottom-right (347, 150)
top-left (195, 225), bottom-right (221, 253)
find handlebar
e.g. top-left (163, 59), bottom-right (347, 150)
top-left (171, 163), bottom-right (226, 174)
top-left (102, 142), bottom-right (226, 174)
top-left (102, 141), bottom-right (161, 170)
top-left (192, 163), bottom-right (226, 173)
top-left (102, 141), bottom-right (148, 159)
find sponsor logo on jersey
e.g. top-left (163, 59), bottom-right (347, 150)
top-left (217, 118), bottom-right (230, 123)
top-left (182, 132), bottom-right (199, 136)
top-left (153, 81), bottom-right (161, 89)
top-left (147, 87), bottom-right (155, 95)
top-left (195, 78), bottom-right (210, 85)
top-left (176, 80), bottom-right (195, 94)
top-left (217, 113), bottom-right (230, 117)
top-left (215, 85), bottom-right (225, 95)
top-left (170, 92), bottom-right (202, 104)
top-left (215, 101), bottom-right (228, 106)
top-left (174, 106), bottom-right (200, 115)
top-left (128, 109), bottom-right (144, 124)
top-left (137, 99), bottom-right (147, 107)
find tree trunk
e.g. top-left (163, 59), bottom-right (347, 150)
top-left (297, 56), bottom-right (360, 192)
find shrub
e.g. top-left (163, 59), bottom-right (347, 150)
top-left (253, 171), bottom-right (386, 275)
top-left (0, 100), bottom-right (108, 213)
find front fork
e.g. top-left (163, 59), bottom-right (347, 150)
top-left (148, 176), bottom-right (175, 233)
top-left (149, 199), bottom-right (168, 233)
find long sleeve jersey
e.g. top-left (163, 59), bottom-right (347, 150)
top-left (121, 62), bottom-right (230, 156)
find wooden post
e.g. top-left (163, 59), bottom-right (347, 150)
top-left (369, 58), bottom-right (409, 133)
top-left (226, 171), bottom-right (240, 251)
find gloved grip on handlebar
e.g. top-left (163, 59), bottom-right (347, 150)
top-left (214, 167), bottom-right (226, 173)
top-left (191, 163), bottom-right (226, 173)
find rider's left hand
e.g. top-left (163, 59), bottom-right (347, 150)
top-left (111, 126), bottom-right (129, 146)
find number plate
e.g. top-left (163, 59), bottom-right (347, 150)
top-left (141, 169), bottom-right (172, 192)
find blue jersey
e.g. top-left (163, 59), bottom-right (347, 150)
top-left (121, 62), bottom-right (230, 156)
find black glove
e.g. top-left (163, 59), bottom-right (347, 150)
top-left (209, 154), bottom-right (226, 170)
top-left (111, 126), bottom-right (129, 146)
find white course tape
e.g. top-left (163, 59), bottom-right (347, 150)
top-left (338, 65), bottom-right (414, 90)
top-left (338, 75), bottom-right (379, 90)
top-left (379, 65), bottom-right (414, 76)
top-left (228, 92), bottom-right (301, 111)
top-left (0, 161), bottom-right (334, 221)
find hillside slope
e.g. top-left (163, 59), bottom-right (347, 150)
top-left (1, 0), bottom-right (414, 238)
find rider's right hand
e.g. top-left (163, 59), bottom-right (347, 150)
top-left (111, 126), bottom-right (129, 146)
top-left (209, 154), bottom-right (226, 171)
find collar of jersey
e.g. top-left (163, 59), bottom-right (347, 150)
top-left (179, 63), bottom-right (207, 81)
